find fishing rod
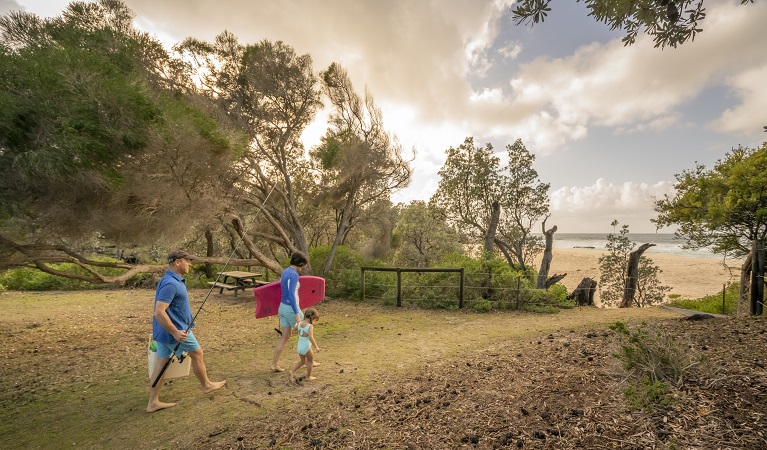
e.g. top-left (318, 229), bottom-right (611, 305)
top-left (152, 184), bottom-right (275, 388)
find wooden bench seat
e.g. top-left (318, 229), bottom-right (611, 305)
top-left (208, 279), bottom-right (272, 297)
top-left (208, 281), bottom-right (239, 290)
top-left (208, 281), bottom-right (248, 296)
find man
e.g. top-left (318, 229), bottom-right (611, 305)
top-left (147, 249), bottom-right (226, 413)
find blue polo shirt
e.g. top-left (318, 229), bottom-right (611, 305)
top-left (152, 270), bottom-right (194, 344)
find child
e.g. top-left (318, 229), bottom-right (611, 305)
top-left (289, 307), bottom-right (321, 383)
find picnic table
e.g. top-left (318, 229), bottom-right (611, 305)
top-left (208, 271), bottom-right (269, 297)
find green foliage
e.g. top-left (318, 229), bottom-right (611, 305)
top-left (548, 283), bottom-right (570, 303)
top-left (467, 298), bottom-right (493, 312)
top-left (391, 201), bottom-right (462, 267)
top-left (430, 137), bottom-right (549, 270)
top-left (623, 377), bottom-right (673, 412)
top-left (0, 260), bottom-right (129, 291)
top-left (654, 143), bottom-right (767, 259)
top-left (609, 321), bottom-right (702, 411)
top-left (667, 283), bottom-right (738, 315)
top-left (310, 245), bottom-right (363, 298)
top-left (352, 251), bottom-right (573, 311)
top-left (598, 222), bottom-right (670, 307)
top-left (0, 2), bottom-right (242, 245)
top-left (610, 322), bottom-right (702, 410)
top-left (512, 0), bottom-right (755, 49)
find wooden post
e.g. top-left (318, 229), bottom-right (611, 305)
top-left (722, 283), bottom-right (726, 314)
top-left (396, 269), bottom-right (402, 307)
top-left (360, 267), bottom-right (365, 302)
top-left (459, 268), bottom-right (465, 309)
top-left (751, 240), bottom-right (764, 316)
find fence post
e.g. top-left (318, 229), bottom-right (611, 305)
top-left (751, 239), bottom-right (765, 316)
top-left (396, 269), bottom-right (402, 307)
top-left (459, 268), bottom-right (465, 309)
top-left (515, 277), bottom-right (521, 310)
top-left (722, 283), bottom-right (726, 314)
top-left (360, 267), bottom-right (365, 302)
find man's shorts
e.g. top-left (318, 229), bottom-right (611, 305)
top-left (278, 303), bottom-right (304, 329)
top-left (156, 331), bottom-right (200, 358)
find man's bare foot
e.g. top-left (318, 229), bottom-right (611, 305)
top-left (202, 380), bottom-right (227, 394)
top-left (146, 401), bottom-right (176, 413)
top-left (270, 366), bottom-right (285, 372)
top-left (307, 376), bottom-right (317, 381)
top-left (288, 371), bottom-right (296, 384)
top-left (312, 361), bottom-right (320, 367)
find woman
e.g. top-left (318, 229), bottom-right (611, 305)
top-left (270, 251), bottom-right (308, 372)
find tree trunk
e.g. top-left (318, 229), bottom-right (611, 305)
top-left (536, 219), bottom-right (557, 289)
top-left (545, 273), bottom-right (567, 289)
top-left (568, 277), bottom-right (596, 306)
top-left (484, 201), bottom-right (500, 254)
top-left (482, 201), bottom-right (500, 299)
top-left (620, 243), bottom-right (655, 308)
top-left (320, 195), bottom-right (355, 277)
top-left (737, 251), bottom-right (753, 316)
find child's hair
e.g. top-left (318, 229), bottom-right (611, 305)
top-left (290, 251), bottom-right (309, 267)
top-left (304, 307), bottom-right (319, 323)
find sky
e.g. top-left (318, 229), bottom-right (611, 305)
top-left (3, 0), bottom-right (766, 233)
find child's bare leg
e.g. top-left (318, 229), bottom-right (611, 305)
top-left (305, 350), bottom-right (316, 381)
top-left (289, 355), bottom-right (305, 383)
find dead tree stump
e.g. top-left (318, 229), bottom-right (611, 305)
top-left (568, 277), bottom-right (597, 306)
top-left (621, 243), bottom-right (655, 308)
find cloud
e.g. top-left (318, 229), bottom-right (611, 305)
top-left (710, 63), bottom-right (767, 135)
top-left (549, 179), bottom-right (676, 232)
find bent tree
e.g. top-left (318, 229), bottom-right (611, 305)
top-left (312, 63), bottom-right (412, 276)
top-left (176, 34), bottom-right (323, 274)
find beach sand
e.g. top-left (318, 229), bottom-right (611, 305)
top-left (534, 248), bottom-right (744, 303)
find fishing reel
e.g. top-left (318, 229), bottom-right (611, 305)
top-left (174, 350), bottom-right (190, 364)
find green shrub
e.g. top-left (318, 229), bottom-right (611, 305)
top-left (548, 283), bottom-right (569, 303)
top-left (310, 245), bottom-right (365, 299)
top-left (623, 377), bottom-right (673, 411)
top-left (609, 321), bottom-right (703, 411)
top-left (467, 297), bottom-right (493, 312)
top-left (667, 283), bottom-right (738, 315)
top-left (0, 260), bottom-right (131, 291)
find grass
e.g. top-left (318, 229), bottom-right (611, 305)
top-left (0, 289), bottom-right (680, 449)
top-left (667, 283), bottom-right (738, 315)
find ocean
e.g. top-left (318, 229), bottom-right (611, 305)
top-left (548, 233), bottom-right (718, 259)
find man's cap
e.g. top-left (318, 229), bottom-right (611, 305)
top-left (167, 249), bottom-right (193, 263)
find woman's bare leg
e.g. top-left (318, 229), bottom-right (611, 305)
top-left (270, 327), bottom-right (293, 371)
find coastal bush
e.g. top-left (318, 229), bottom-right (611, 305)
top-left (0, 262), bottom-right (125, 291)
top-left (667, 283), bottom-right (738, 315)
top-left (610, 321), bottom-right (703, 410)
top-left (310, 245), bottom-right (364, 298)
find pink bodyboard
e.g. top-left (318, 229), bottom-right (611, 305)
top-left (254, 275), bottom-right (326, 319)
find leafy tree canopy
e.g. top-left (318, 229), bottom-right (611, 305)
top-left (653, 143), bottom-right (767, 259)
top-left (0, 0), bottom-right (243, 245)
top-left (512, 0), bottom-right (755, 48)
top-left (431, 137), bottom-right (549, 270)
